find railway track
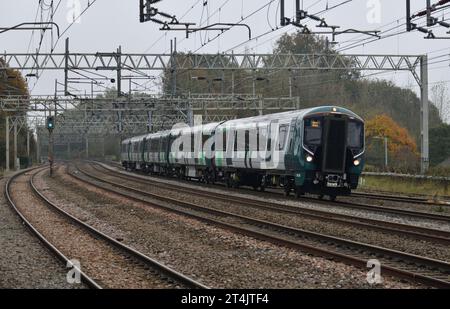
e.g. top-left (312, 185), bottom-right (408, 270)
top-left (89, 162), bottom-right (450, 245)
top-left (103, 161), bottom-right (450, 222)
top-left (4, 167), bottom-right (99, 289)
top-left (107, 160), bottom-right (450, 208)
top-left (70, 162), bottom-right (450, 288)
top-left (5, 166), bottom-right (207, 289)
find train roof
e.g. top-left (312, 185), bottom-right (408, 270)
top-left (122, 106), bottom-right (363, 143)
top-left (122, 134), bottom-right (146, 144)
top-left (122, 130), bottom-right (170, 144)
top-left (222, 106), bottom-right (363, 126)
top-left (171, 122), bottom-right (221, 135)
top-left (304, 106), bottom-right (363, 121)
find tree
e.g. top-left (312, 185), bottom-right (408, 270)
top-left (0, 58), bottom-right (29, 97)
top-left (274, 30), bottom-right (333, 54)
top-left (431, 82), bottom-right (450, 124)
top-left (365, 114), bottom-right (419, 171)
top-left (0, 59), bottom-right (33, 169)
top-left (366, 114), bottom-right (417, 153)
top-left (429, 124), bottom-right (450, 166)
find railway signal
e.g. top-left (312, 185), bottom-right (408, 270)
top-left (46, 116), bottom-right (55, 131)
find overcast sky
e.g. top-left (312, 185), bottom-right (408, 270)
top-left (1, 0), bottom-right (449, 101)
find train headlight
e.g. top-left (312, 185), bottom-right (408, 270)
top-left (306, 155), bottom-right (313, 163)
top-left (353, 159), bottom-right (361, 166)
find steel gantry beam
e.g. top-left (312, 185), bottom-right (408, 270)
top-left (4, 94), bottom-right (300, 135)
top-left (0, 94), bottom-right (300, 135)
top-left (0, 93), bottom-right (298, 112)
top-left (0, 52), bottom-right (423, 71)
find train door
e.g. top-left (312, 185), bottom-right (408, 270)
top-left (134, 141), bottom-right (139, 162)
top-left (141, 138), bottom-right (146, 163)
top-left (157, 136), bottom-right (162, 165)
top-left (322, 116), bottom-right (348, 174)
top-left (276, 122), bottom-right (289, 171)
top-left (204, 131), bottom-right (215, 169)
top-left (151, 138), bottom-right (154, 164)
top-left (181, 129), bottom-right (189, 167)
top-left (169, 132), bottom-right (181, 166)
top-left (293, 116), bottom-right (303, 167)
top-left (264, 121), bottom-right (274, 168)
top-left (254, 123), bottom-right (270, 169)
top-left (233, 127), bottom-right (246, 169)
top-left (215, 127), bottom-right (227, 168)
top-left (266, 120), bottom-right (288, 170)
top-left (249, 124), bottom-right (267, 170)
top-left (285, 118), bottom-right (299, 171)
top-left (164, 134), bottom-right (171, 166)
top-left (244, 126), bottom-right (257, 170)
top-left (189, 128), bottom-right (195, 167)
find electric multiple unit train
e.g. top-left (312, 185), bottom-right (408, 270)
top-left (121, 106), bottom-right (365, 200)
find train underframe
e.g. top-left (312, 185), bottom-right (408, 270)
top-left (122, 160), bottom-right (358, 200)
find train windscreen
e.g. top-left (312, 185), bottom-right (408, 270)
top-left (304, 118), bottom-right (322, 153)
top-left (347, 120), bottom-right (364, 156)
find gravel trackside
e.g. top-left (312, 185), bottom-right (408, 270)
top-left (36, 164), bottom-right (421, 289)
top-left (0, 176), bottom-right (85, 289)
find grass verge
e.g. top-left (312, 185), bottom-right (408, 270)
top-left (359, 175), bottom-right (450, 198)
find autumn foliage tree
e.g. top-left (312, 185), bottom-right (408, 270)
top-left (365, 114), bottom-right (419, 171)
top-left (366, 114), bottom-right (417, 153)
top-left (0, 58), bottom-right (33, 170)
top-left (0, 59), bottom-right (29, 97)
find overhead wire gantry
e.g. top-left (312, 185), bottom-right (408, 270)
top-left (0, 44), bottom-right (431, 172)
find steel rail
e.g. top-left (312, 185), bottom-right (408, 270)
top-left (103, 160), bottom-right (450, 223)
top-left (70, 163), bottom-right (450, 289)
top-left (4, 166), bottom-right (101, 289)
top-left (29, 167), bottom-right (208, 289)
top-left (89, 162), bottom-right (450, 245)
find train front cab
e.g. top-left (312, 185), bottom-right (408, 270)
top-left (294, 108), bottom-right (364, 200)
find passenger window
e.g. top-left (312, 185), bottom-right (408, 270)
top-left (223, 130), bottom-right (227, 151)
top-left (259, 126), bottom-right (268, 151)
top-left (245, 130), bottom-right (249, 152)
top-left (278, 125), bottom-right (288, 150)
top-left (256, 128), bottom-right (260, 151)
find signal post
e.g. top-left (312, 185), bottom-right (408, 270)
top-left (46, 116), bottom-right (55, 176)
